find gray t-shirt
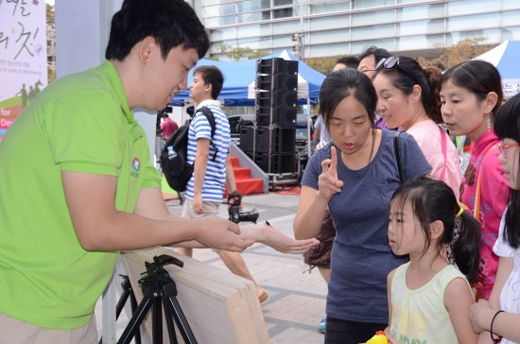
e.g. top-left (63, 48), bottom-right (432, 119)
top-left (301, 129), bottom-right (432, 324)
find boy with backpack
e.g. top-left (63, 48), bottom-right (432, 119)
top-left (177, 65), bottom-right (269, 304)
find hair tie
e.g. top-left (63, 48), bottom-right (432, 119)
top-left (456, 203), bottom-right (465, 218)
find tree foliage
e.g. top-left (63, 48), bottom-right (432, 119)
top-left (217, 45), bottom-right (269, 61)
top-left (46, 4), bottom-right (56, 83)
top-left (417, 37), bottom-right (493, 69)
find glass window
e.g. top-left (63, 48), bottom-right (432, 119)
top-left (396, 4), bottom-right (444, 21)
top-left (237, 24), bottom-right (271, 38)
top-left (203, 4), bottom-right (236, 18)
top-left (309, 28), bottom-right (350, 45)
top-left (310, 1), bottom-right (350, 14)
top-left (272, 20), bottom-right (300, 34)
top-left (210, 27), bottom-right (237, 41)
top-left (204, 0), bottom-right (237, 5)
top-left (310, 14), bottom-right (350, 31)
top-left (397, 0), bottom-right (437, 3)
top-left (396, 34), bottom-right (444, 50)
top-left (447, 0), bottom-right (500, 16)
top-left (352, 9), bottom-right (394, 26)
top-left (447, 13), bottom-right (499, 31)
top-left (204, 17), bottom-right (220, 27)
top-left (503, 0), bottom-right (520, 10)
top-left (502, 11), bottom-right (520, 27)
top-left (352, 0), bottom-right (394, 10)
top-left (271, 35), bottom-right (293, 48)
top-left (309, 42), bottom-right (352, 58)
top-left (238, 11), bottom-right (265, 23)
top-left (352, 38), bottom-right (394, 53)
top-left (352, 24), bottom-right (394, 40)
top-left (397, 19), bottom-right (444, 36)
top-left (237, 1), bottom-right (265, 12)
top-left (274, 0), bottom-right (293, 5)
top-left (446, 29), bottom-right (500, 46)
top-left (273, 8), bottom-right (293, 18)
top-left (502, 26), bottom-right (520, 40)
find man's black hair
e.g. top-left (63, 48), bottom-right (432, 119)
top-left (194, 66), bottom-right (225, 100)
top-left (359, 46), bottom-right (391, 65)
top-left (336, 56), bottom-right (360, 69)
top-left (105, 0), bottom-right (209, 61)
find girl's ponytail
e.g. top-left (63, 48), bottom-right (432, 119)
top-left (450, 210), bottom-right (481, 284)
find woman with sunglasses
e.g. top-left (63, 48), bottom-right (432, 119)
top-left (469, 93), bottom-right (520, 344)
top-left (373, 56), bottom-right (462, 198)
top-left (439, 60), bottom-right (509, 301)
top-left (294, 68), bottom-right (431, 343)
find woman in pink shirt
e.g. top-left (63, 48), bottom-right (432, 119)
top-left (440, 60), bottom-right (509, 300)
top-left (373, 56), bottom-right (461, 198)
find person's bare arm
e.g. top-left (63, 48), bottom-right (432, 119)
top-left (471, 299), bottom-right (520, 343)
top-left (488, 256), bottom-right (513, 308)
top-left (62, 171), bottom-right (253, 251)
top-left (445, 278), bottom-right (478, 344)
top-left (192, 138), bottom-right (210, 214)
top-left (225, 153), bottom-right (237, 193)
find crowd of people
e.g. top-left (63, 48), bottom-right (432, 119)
top-left (1, 0), bottom-right (520, 343)
top-left (298, 44), bottom-right (520, 343)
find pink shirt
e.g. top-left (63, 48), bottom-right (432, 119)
top-left (407, 120), bottom-right (462, 198)
top-left (460, 129), bottom-right (509, 300)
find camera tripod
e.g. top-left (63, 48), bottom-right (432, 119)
top-left (116, 254), bottom-right (198, 344)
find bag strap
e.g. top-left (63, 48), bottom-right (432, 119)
top-left (439, 126), bottom-right (448, 182)
top-left (196, 106), bottom-right (218, 162)
top-left (394, 131), bottom-right (405, 184)
top-left (474, 144), bottom-right (499, 220)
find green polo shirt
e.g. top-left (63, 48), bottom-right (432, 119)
top-left (0, 61), bottom-right (160, 329)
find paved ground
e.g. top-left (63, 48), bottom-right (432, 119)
top-left (95, 191), bottom-right (328, 343)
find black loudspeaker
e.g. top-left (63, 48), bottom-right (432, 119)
top-left (239, 126), bottom-right (255, 152)
top-left (255, 58), bottom-right (298, 127)
top-left (255, 126), bottom-right (295, 154)
top-left (249, 153), bottom-right (296, 174)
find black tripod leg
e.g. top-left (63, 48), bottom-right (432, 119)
top-left (152, 297), bottom-right (163, 344)
top-left (99, 279), bottom-right (131, 344)
top-left (162, 298), bottom-right (178, 344)
top-left (129, 288), bottom-right (142, 344)
top-left (117, 296), bottom-right (154, 344)
top-left (164, 294), bottom-right (197, 344)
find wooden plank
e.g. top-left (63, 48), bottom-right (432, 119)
top-left (121, 247), bottom-right (270, 344)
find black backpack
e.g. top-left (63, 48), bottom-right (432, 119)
top-left (160, 106), bottom-right (218, 192)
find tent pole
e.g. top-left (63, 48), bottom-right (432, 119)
top-left (307, 97), bottom-right (311, 159)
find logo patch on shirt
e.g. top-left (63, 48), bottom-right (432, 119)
top-left (131, 158), bottom-right (140, 177)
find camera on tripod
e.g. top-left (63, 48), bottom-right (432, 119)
top-left (227, 191), bottom-right (259, 224)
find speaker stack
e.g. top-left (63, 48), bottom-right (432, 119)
top-left (239, 58), bottom-right (298, 174)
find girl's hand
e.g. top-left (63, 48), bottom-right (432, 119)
top-left (384, 329), bottom-right (402, 344)
top-left (318, 146), bottom-right (344, 200)
top-left (470, 299), bottom-right (497, 333)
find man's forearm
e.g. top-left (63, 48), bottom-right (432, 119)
top-left (193, 151), bottom-right (209, 195)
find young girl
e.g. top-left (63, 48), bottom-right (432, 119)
top-left (294, 68), bottom-right (432, 343)
top-left (387, 176), bottom-right (480, 344)
top-left (470, 93), bottom-right (520, 344)
top-left (440, 60), bottom-right (509, 300)
top-left (373, 56), bottom-right (462, 197)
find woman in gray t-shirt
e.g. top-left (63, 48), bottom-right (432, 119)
top-left (294, 69), bottom-right (431, 344)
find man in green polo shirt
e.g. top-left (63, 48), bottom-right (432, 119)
top-left (0, 1), bottom-right (318, 342)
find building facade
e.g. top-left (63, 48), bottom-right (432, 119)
top-left (193, 0), bottom-right (520, 60)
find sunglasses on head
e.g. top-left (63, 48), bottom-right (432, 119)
top-left (376, 56), bottom-right (418, 85)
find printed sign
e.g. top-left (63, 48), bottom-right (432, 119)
top-left (0, 0), bottom-right (48, 141)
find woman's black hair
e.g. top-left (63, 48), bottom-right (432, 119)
top-left (440, 60), bottom-right (503, 120)
top-left (494, 93), bottom-right (520, 248)
top-left (374, 56), bottom-right (442, 123)
top-left (106, 0), bottom-right (210, 61)
top-left (391, 176), bottom-right (481, 283)
top-left (319, 68), bottom-right (377, 129)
